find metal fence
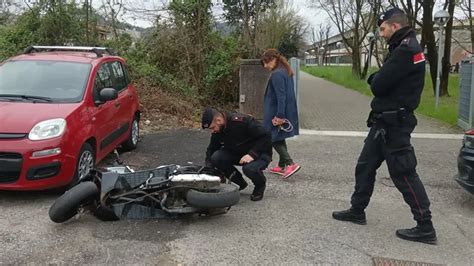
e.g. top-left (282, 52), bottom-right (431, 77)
top-left (458, 57), bottom-right (474, 130)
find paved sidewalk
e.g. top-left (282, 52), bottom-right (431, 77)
top-left (298, 71), bottom-right (462, 134)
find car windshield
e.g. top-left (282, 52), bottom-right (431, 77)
top-left (0, 60), bottom-right (92, 103)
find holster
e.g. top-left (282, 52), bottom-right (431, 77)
top-left (381, 110), bottom-right (399, 126)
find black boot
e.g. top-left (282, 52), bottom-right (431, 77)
top-left (250, 183), bottom-right (265, 201)
top-left (332, 208), bottom-right (367, 225)
top-left (230, 172), bottom-right (248, 191)
top-left (396, 221), bottom-right (437, 245)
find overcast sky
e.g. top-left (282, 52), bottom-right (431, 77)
top-left (294, 1), bottom-right (330, 29)
top-left (117, 0), bottom-right (330, 42)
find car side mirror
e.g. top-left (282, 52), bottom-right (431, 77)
top-left (99, 88), bottom-right (118, 103)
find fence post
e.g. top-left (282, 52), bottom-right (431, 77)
top-left (290, 57), bottom-right (300, 115)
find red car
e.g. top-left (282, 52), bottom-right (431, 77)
top-left (0, 46), bottom-right (140, 190)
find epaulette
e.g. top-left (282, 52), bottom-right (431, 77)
top-left (400, 38), bottom-right (410, 47)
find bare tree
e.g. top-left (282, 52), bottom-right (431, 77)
top-left (360, 0), bottom-right (382, 76)
top-left (121, 0), bottom-right (169, 25)
top-left (313, 23), bottom-right (331, 65)
top-left (438, 0), bottom-right (456, 97)
top-left (309, 24), bottom-right (328, 62)
top-left (310, 0), bottom-right (380, 78)
top-left (458, 0), bottom-right (473, 54)
top-left (387, 0), bottom-right (423, 28)
top-left (100, 0), bottom-right (124, 40)
top-left (388, 0), bottom-right (459, 96)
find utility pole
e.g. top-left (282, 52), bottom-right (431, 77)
top-left (434, 10), bottom-right (450, 110)
top-left (86, 0), bottom-right (90, 45)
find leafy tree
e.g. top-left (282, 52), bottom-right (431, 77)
top-left (255, 0), bottom-right (307, 58)
top-left (223, 0), bottom-right (275, 57)
top-left (0, 9), bottom-right (41, 60)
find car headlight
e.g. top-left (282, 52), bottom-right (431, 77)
top-left (29, 119), bottom-right (67, 141)
top-left (463, 134), bottom-right (474, 149)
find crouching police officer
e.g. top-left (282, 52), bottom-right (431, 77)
top-left (332, 8), bottom-right (437, 244)
top-left (202, 108), bottom-right (272, 201)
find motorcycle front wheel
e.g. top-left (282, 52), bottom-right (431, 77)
top-left (186, 183), bottom-right (240, 209)
top-left (49, 181), bottom-right (99, 223)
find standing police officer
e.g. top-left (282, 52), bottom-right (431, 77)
top-left (332, 8), bottom-right (437, 244)
top-left (202, 108), bottom-right (272, 201)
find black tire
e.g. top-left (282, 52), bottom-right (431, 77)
top-left (49, 181), bottom-right (99, 223)
top-left (122, 115), bottom-right (139, 151)
top-left (186, 184), bottom-right (240, 209)
top-left (69, 143), bottom-right (95, 188)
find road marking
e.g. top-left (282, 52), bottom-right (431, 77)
top-left (300, 129), bottom-right (464, 140)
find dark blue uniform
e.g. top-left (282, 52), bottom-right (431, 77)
top-left (334, 8), bottom-right (436, 244)
top-left (205, 113), bottom-right (272, 195)
top-left (352, 26), bottom-right (433, 224)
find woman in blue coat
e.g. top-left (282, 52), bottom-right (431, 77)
top-left (261, 49), bottom-right (300, 179)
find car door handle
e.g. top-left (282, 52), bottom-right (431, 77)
top-left (115, 101), bottom-right (120, 108)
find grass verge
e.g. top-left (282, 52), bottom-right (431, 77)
top-left (302, 66), bottom-right (460, 127)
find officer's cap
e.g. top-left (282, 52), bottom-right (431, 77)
top-left (378, 7), bottom-right (405, 26)
top-left (201, 107), bottom-right (218, 129)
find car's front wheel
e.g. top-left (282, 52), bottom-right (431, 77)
top-left (69, 143), bottom-right (95, 187)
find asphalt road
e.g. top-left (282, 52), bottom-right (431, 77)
top-left (1, 129), bottom-right (473, 264)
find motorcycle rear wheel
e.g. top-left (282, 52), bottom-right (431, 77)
top-left (49, 181), bottom-right (99, 223)
top-left (186, 183), bottom-right (240, 209)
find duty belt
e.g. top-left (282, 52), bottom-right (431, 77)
top-left (368, 108), bottom-right (411, 127)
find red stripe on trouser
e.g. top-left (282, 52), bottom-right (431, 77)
top-left (404, 175), bottom-right (423, 217)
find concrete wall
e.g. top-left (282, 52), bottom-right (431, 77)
top-left (239, 59), bottom-right (271, 120)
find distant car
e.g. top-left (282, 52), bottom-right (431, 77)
top-left (455, 129), bottom-right (474, 194)
top-left (0, 46), bottom-right (140, 190)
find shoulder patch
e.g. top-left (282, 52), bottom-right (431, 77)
top-left (413, 52), bottom-right (425, 64)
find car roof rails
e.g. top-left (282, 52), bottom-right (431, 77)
top-left (23, 46), bottom-right (116, 57)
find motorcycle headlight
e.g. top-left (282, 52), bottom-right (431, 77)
top-left (29, 119), bottom-right (67, 141)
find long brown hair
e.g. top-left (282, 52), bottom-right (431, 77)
top-left (260, 49), bottom-right (294, 77)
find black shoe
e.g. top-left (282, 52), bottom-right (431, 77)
top-left (230, 173), bottom-right (248, 191)
top-left (396, 225), bottom-right (437, 245)
top-left (332, 208), bottom-right (367, 225)
top-left (250, 184), bottom-right (265, 201)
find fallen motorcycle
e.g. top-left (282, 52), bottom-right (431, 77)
top-left (49, 164), bottom-right (240, 223)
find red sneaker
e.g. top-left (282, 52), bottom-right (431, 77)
top-left (269, 166), bottom-right (285, 175)
top-left (283, 163), bottom-right (301, 179)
